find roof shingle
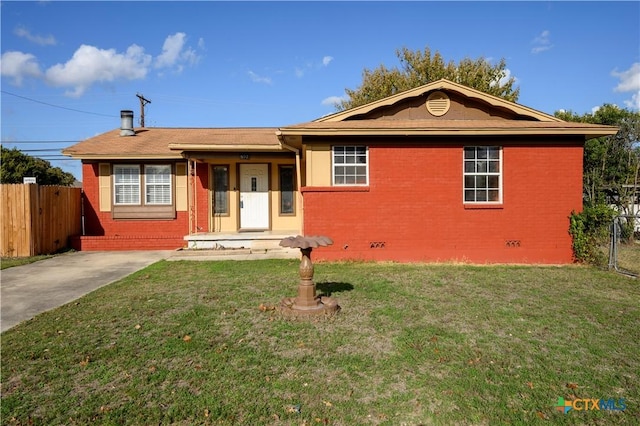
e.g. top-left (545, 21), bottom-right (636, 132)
top-left (63, 127), bottom-right (281, 159)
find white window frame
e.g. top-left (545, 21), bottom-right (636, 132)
top-left (144, 165), bottom-right (172, 205)
top-left (113, 165), bottom-right (141, 205)
top-left (332, 145), bottom-right (369, 186)
top-left (463, 146), bottom-right (503, 204)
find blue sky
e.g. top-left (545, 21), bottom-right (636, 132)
top-left (2, 1), bottom-right (639, 180)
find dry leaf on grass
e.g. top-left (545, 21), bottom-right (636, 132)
top-left (259, 303), bottom-right (275, 311)
top-left (536, 411), bottom-right (548, 419)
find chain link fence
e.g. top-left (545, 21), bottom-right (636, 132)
top-left (608, 215), bottom-right (640, 277)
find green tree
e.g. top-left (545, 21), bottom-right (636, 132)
top-left (558, 105), bottom-right (640, 243)
top-left (1, 147), bottom-right (76, 186)
top-left (555, 105), bottom-right (640, 210)
top-left (339, 46), bottom-right (520, 110)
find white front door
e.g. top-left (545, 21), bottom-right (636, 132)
top-left (239, 164), bottom-right (269, 229)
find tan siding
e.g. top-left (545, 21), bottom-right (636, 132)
top-left (98, 163), bottom-right (111, 212)
top-left (175, 162), bottom-right (188, 211)
top-left (270, 161), bottom-right (302, 232)
top-left (306, 144), bottom-right (332, 186)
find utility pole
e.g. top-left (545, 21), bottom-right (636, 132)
top-left (136, 93), bottom-right (151, 127)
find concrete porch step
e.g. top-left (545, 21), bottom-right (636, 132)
top-left (184, 231), bottom-right (298, 250)
top-left (171, 231), bottom-right (301, 261)
top-left (167, 247), bottom-right (299, 261)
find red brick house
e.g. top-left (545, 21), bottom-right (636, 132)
top-left (63, 79), bottom-right (617, 263)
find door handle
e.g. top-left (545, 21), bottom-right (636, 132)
top-left (240, 200), bottom-right (243, 209)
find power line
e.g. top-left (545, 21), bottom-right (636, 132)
top-left (1, 140), bottom-right (80, 144)
top-left (12, 149), bottom-right (66, 152)
top-left (1, 90), bottom-right (118, 118)
top-left (31, 156), bottom-right (75, 160)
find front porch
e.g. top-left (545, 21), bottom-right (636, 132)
top-left (175, 231), bottom-right (301, 260)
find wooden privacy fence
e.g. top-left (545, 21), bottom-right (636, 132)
top-left (1, 184), bottom-right (82, 257)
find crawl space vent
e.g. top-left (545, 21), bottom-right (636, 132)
top-left (426, 91), bottom-right (450, 116)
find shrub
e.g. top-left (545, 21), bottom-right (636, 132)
top-left (569, 204), bottom-right (617, 265)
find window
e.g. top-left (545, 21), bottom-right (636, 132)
top-left (114, 165), bottom-right (140, 205)
top-left (333, 146), bottom-right (368, 185)
top-left (463, 146), bottom-right (502, 203)
top-left (213, 165), bottom-right (229, 214)
top-left (111, 163), bottom-right (175, 219)
top-left (113, 164), bottom-right (173, 206)
top-left (145, 165), bottom-right (171, 205)
top-left (279, 165), bottom-right (295, 214)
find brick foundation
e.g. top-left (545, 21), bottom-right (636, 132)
top-left (71, 235), bottom-right (185, 251)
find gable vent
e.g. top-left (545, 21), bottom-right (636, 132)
top-left (426, 91), bottom-right (450, 116)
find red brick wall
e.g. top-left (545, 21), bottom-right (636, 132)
top-left (74, 162), bottom-right (209, 251)
top-left (302, 140), bottom-right (584, 264)
top-left (194, 162), bottom-right (211, 233)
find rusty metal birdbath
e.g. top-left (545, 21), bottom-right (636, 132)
top-left (278, 235), bottom-right (340, 316)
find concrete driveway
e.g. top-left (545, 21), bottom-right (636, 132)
top-left (1, 250), bottom-right (173, 333)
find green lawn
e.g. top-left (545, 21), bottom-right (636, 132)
top-left (1, 255), bottom-right (55, 270)
top-left (1, 248), bottom-right (75, 270)
top-left (1, 258), bottom-right (638, 425)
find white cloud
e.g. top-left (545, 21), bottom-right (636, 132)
top-left (0, 51), bottom-right (43, 85)
top-left (531, 45), bottom-right (552, 54)
top-left (489, 68), bottom-right (517, 88)
top-left (624, 92), bottom-right (640, 110)
top-left (612, 62), bottom-right (640, 110)
top-left (612, 62), bottom-right (640, 92)
top-left (155, 32), bottom-right (200, 71)
top-left (248, 70), bottom-right (272, 85)
top-left (155, 33), bottom-right (186, 68)
top-left (321, 95), bottom-right (347, 107)
top-left (1, 33), bottom-right (203, 97)
top-left (14, 27), bottom-right (56, 46)
top-left (45, 44), bottom-right (152, 97)
top-left (289, 56), bottom-right (334, 80)
top-left (531, 30), bottom-right (553, 54)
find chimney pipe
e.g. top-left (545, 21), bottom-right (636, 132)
top-left (120, 110), bottom-right (135, 136)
